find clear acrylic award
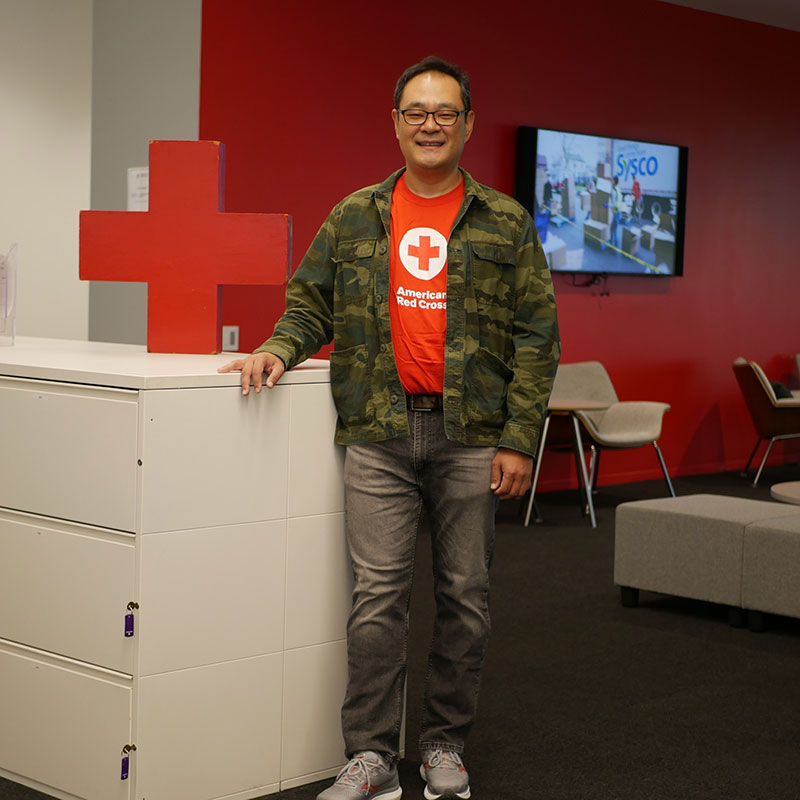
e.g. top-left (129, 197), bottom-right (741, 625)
top-left (0, 244), bottom-right (17, 346)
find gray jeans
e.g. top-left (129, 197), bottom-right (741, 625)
top-left (341, 409), bottom-right (498, 760)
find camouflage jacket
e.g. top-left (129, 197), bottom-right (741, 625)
top-left (256, 168), bottom-right (560, 456)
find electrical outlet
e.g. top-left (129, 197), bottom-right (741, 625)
top-left (222, 325), bottom-right (240, 352)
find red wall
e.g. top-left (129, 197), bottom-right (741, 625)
top-left (199, 0), bottom-right (800, 488)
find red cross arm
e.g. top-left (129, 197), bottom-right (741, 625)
top-left (407, 235), bottom-right (439, 271)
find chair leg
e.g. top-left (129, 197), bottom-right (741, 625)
top-left (583, 447), bottom-right (600, 517)
top-left (573, 448), bottom-right (587, 512)
top-left (589, 447), bottom-right (601, 494)
top-left (525, 497), bottom-right (542, 525)
top-left (524, 413), bottom-right (551, 526)
top-left (753, 437), bottom-right (778, 487)
top-left (653, 441), bottom-right (676, 497)
top-left (741, 439), bottom-right (762, 478)
top-left (570, 414), bottom-right (597, 528)
top-left (523, 480), bottom-right (538, 526)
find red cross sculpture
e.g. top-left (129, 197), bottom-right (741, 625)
top-left (408, 236), bottom-right (439, 271)
top-left (80, 140), bottom-right (290, 353)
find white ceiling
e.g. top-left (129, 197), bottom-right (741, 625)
top-left (659, 0), bottom-right (800, 32)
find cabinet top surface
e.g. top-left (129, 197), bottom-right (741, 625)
top-left (0, 337), bottom-right (331, 390)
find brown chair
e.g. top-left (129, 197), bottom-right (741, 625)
top-left (732, 358), bottom-right (800, 485)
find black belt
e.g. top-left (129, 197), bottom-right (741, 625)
top-left (406, 394), bottom-right (443, 411)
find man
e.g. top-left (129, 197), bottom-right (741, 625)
top-left (220, 56), bottom-right (559, 800)
top-left (543, 177), bottom-right (553, 212)
top-left (631, 176), bottom-right (643, 225)
top-left (610, 175), bottom-right (623, 249)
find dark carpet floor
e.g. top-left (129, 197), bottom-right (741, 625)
top-left (3, 463), bottom-right (800, 800)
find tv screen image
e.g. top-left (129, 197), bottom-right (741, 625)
top-left (515, 126), bottom-right (688, 276)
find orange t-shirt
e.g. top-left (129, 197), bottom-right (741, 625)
top-left (389, 174), bottom-right (464, 395)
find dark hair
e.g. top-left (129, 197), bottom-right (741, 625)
top-left (394, 56), bottom-right (471, 111)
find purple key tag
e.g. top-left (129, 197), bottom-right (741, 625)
top-left (121, 744), bottom-right (135, 780)
top-left (124, 601), bottom-right (139, 638)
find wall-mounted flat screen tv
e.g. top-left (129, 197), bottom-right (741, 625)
top-left (515, 126), bottom-right (688, 276)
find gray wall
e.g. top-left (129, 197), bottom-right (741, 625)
top-left (89, 0), bottom-right (202, 344)
top-left (0, 0), bottom-right (92, 340)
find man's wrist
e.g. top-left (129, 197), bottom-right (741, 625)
top-left (253, 345), bottom-right (289, 369)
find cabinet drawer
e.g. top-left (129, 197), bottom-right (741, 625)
top-left (0, 643), bottom-right (132, 800)
top-left (137, 655), bottom-right (282, 800)
top-left (138, 521), bottom-right (286, 676)
top-left (0, 510), bottom-right (135, 673)
top-left (139, 386), bottom-right (289, 532)
top-left (282, 641), bottom-right (347, 787)
top-left (0, 378), bottom-right (138, 531)
top-left (287, 382), bottom-right (344, 518)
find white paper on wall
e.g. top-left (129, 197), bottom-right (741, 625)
top-left (127, 167), bottom-right (149, 212)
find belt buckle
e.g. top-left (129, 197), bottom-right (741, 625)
top-left (408, 394), bottom-right (438, 412)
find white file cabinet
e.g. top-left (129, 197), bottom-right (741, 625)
top-left (0, 337), bottom-right (351, 800)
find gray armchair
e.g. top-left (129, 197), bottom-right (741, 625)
top-left (526, 361), bottom-right (675, 526)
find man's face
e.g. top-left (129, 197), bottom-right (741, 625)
top-left (392, 71), bottom-right (474, 177)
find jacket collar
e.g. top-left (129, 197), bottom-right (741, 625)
top-left (372, 167), bottom-right (489, 206)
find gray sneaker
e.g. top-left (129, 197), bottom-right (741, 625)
top-left (419, 749), bottom-right (471, 799)
top-left (317, 751), bottom-right (402, 800)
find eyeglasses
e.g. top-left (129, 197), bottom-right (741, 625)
top-left (398, 108), bottom-right (468, 126)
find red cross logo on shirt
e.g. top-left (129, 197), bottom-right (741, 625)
top-left (399, 227), bottom-right (447, 280)
top-left (407, 236), bottom-right (440, 271)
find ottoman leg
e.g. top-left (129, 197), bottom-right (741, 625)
top-left (747, 610), bottom-right (767, 633)
top-left (727, 607), bottom-right (746, 628)
top-left (620, 586), bottom-right (639, 608)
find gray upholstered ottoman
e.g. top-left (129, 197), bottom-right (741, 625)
top-left (614, 494), bottom-right (800, 616)
top-left (742, 514), bottom-right (800, 622)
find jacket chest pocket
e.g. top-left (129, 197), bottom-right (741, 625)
top-left (333, 238), bottom-right (377, 302)
top-left (469, 241), bottom-right (516, 313)
top-left (468, 242), bottom-right (516, 338)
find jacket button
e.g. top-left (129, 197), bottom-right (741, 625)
top-left (376, 293), bottom-right (383, 303)
top-left (379, 245), bottom-right (387, 255)
top-left (390, 394), bottom-right (398, 404)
